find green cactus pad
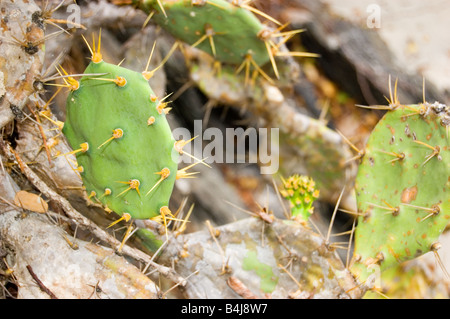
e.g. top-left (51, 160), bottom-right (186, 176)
top-left (63, 60), bottom-right (178, 219)
top-left (351, 102), bottom-right (450, 282)
top-left (136, 0), bottom-right (271, 66)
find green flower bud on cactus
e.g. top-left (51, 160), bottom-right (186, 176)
top-left (280, 174), bottom-right (320, 223)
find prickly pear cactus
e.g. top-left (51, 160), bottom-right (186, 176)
top-left (280, 174), bottom-right (319, 223)
top-left (351, 101), bottom-right (450, 282)
top-left (133, 0), bottom-right (272, 66)
top-left (62, 44), bottom-right (179, 220)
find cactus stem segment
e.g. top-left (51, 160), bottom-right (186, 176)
top-left (352, 93), bottom-right (449, 282)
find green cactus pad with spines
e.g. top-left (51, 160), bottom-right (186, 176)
top-left (135, 0), bottom-right (271, 66)
top-left (351, 102), bottom-right (450, 282)
top-left (63, 60), bottom-right (178, 219)
top-left (280, 175), bottom-right (319, 223)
